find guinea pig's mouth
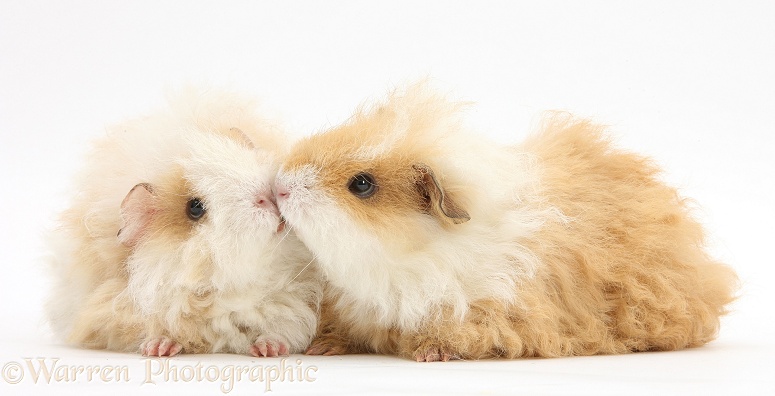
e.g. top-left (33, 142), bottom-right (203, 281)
top-left (276, 216), bottom-right (286, 233)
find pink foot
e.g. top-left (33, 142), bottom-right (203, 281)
top-left (304, 335), bottom-right (353, 356)
top-left (414, 346), bottom-right (457, 362)
top-left (305, 337), bottom-right (348, 356)
top-left (250, 336), bottom-right (289, 357)
top-left (141, 336), bottom-right (183, 357)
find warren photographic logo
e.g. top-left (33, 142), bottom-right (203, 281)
top-left (2, 357), bottom-right (318, 393)
top-left (2, 358), bottom-right (128, 384)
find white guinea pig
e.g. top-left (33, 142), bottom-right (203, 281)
top-left (46, 88), bottom-right (321, 357)
top-left (275, 84), bottom-right (739, 362)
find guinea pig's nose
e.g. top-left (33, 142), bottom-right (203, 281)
top-left (255, 193), bottom-right (280, 215)
top-left (274, 183), bottom-right (290, 201)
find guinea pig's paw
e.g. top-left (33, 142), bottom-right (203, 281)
top-left (305, 335), bottom-right (350, 356)
top-left (413, 345), bottom-right (459, 362)
top-left (141, 336), bottom-right (183, 357)
top-left (250, 335), bottom-right (290, 358)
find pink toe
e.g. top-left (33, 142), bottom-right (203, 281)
top-left (256, 342), bottom-right (268, 357)
top-left (144, 340), bottom-right (160, 357)
top-left (278, 343), bottom-right (289, 356)
top-left (158, 339), bottom-right (172, 356)
top-left (249, 345), bottom-right (261, 357)
top-left (159, 339), bottom-right (182, 356)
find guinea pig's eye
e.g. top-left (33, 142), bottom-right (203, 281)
top-left (348, 173), bottom-right (377, 198)
top-left (186, 198), bottom-right (206, 220)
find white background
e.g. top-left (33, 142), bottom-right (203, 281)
top-left (1, 1), bottom-right (773, 394)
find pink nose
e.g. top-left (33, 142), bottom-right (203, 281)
top-left (275, 183), bottom-right (290, 200)
top-left (255, 194), bottom-right (280, 215)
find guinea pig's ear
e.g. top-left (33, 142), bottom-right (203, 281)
top-left (117, 183), bottom-right (157, 247)
top-left (225, 127), bottom-right (255, 149)
top-left (413, 164), bottom-right (470, 225)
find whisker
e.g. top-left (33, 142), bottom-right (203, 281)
top-left (269, 226), bottom-right (293, 255)
top-left (287, 254), bottom-right (317, 286)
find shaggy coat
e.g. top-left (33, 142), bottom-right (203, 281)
top-left (46, 89), bottom-right (321, 357)
top-left (276, 85), bottom-right (738, 361)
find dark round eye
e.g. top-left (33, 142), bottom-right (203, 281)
top-left (348, 173), bottom-right (377, 198)
top-left (187, 198), bottom-right (206, 220)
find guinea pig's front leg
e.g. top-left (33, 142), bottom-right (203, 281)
top-left (305, 327), bottom-right (356, 356)
top-left (141, 336), bottom-right (183, 357)
top-left (250, 334), bottom-right (290, 357)
top-left (403, 331), bottom-right (460, 362)
top-left (305, 298), bottom-right (366, 356)
top-left (400, 300), bottom-right (523, 362)
top-left (244, 289), bottom-right (320, 357)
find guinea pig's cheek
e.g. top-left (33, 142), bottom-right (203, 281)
top-left (307, 204), bottom-right (349, 238)
top-left (277, 191), bottom-right (335, 236)
top-left (277, 197), bottom-right (314, 229)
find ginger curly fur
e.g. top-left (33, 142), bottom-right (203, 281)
top-left (277, 84), bottom-right (739, 361)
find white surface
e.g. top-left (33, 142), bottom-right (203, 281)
top-left (1, 1), bottom-right (774, 394)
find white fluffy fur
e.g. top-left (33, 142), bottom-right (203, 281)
top-left (46, 88), bottom-right (321, 355)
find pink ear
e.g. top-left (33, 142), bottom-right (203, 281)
top-left (413, 164), bottom-right (470, 225)
top-left (117, 183), bottom-right (157, 247)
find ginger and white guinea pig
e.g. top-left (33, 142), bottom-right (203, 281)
top-left (46, 88), bottom-right (321, 357)
top-left (275, 84), bottom-right (739, 362)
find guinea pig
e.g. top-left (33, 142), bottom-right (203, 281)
top-left (274, 84), bottom-right (739, 362)
top-left (45, 88), bottom-right (321, 357)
